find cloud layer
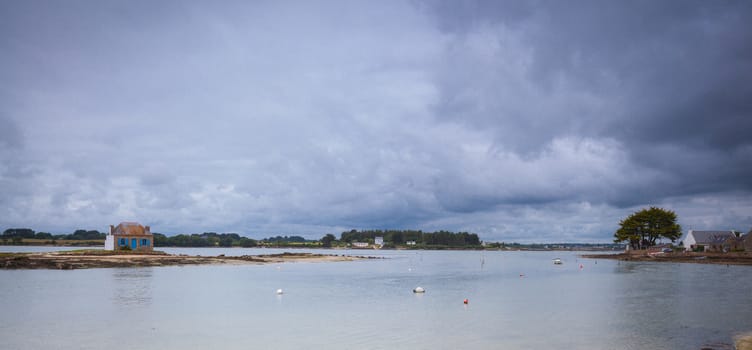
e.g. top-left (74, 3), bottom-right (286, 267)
top-left (1, 0), bottom-right (750, 241)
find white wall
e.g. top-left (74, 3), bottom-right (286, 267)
top-left (682, 230), bottom-right (695, 251)
top-left (104, 235), bottom-right (114, 251)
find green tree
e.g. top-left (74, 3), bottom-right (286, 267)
top-left (219, 237), bottom-right (233, 247)
top-left (3, 228), bottom-right (35, 238)
top-left (153, 233), bottom-right (168, 247)
top-left (390, 231), bottom-right (404, 245)
top-left (65, 229), bottom-right (105, 240)
top-left (35, 232), bottom-right (53, 240)
top-left (237, 237), bottom-right (257, 247)
top-left (320, 234), bottom-right (336, 248)
top-left (614, 207), bottom-right (682, 249)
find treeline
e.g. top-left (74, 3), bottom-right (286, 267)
top-left (2, 228), bottom-right (106, 243)
top-left (153, 232), bottom-right (258, 247)
top-left (3, 227), bottom-right (483, 249)
top-left (336, 229), bottom-right (481, 248)
top-left (153, 233), bottom-right (314, 247)
top-left (263, 235), bottom-right (307, 243)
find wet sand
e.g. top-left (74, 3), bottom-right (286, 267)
top-left (0, 251), bottom-right (370, 270)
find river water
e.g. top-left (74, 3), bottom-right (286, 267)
top-left (1, 247), bottom-right (750, 349)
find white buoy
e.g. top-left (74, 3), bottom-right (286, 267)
top-left (413, 286), bottom-right (425, 293)
top-left (276, 289), bottom-right (284, 295)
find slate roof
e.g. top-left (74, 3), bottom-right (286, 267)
top-left (689, 230), bottom-right (736, 245)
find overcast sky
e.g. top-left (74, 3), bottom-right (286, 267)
top-left (1, 0), bottom-right (750, 242)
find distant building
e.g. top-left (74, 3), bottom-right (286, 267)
top-left (406, 241), bottom-right (416, 246)
top-left (374, 236), bottom-right (384, 246)
top-left (682, 230), bottom-right (736, 252)
top-left (105, 222), bottom-right (154, 251)
top-left (722, 235), bottom-right (745, 252)
top-left (744, 233), bottom-right (752, 252)
top-left (352, 242), bottom-right (369, 248)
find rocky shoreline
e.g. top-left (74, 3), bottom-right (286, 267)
top-left (0, 250), bottom-right (371, 270)
top-left (581, 251), bottom-right (752, 266)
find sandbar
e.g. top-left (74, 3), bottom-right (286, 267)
top-left (0, 250), bottom-right (371, 270)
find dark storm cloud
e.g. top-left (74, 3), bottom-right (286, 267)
top-left (0, 0), bottom-right (750, 241)
top-left (422, 0), bottom-right (752, 208)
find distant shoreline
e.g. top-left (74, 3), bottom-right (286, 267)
top-left (0, 251), bottom-right (372, 270)
top-left (581, 251), bottom-right (752, 266)
top-left (0, 239), bottom-right (623, 252)
top-left (1, 242), bottom-right (621, 252)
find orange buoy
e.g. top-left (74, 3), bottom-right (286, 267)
top-left (463, 299), bottom-right (468, 304)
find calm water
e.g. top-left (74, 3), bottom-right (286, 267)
top-left (1, 248), bottom-right (750, 350)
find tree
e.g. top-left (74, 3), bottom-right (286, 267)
top-left (219, 237), bottom-right (234, 247)
top-left (320, 234), bottom-right (336, 248)
top-left (614, 207), bottom-right (682, 250)
top-left (35, 232), bottom-right (53, 240)
top-left (237, 237), bottom-right (257, 247)
top-left (67, 229), bottom-right (105, 240)
top-left (3, 228), bottom-right (35, 238)
top-left (153, 233), bottom-right (168, 247)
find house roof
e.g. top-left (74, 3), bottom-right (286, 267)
top-left (113, 222), bottom-right (151, 236)
top-left (689, 231), bottom-right (736, 245)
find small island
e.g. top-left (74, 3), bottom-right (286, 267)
top-left (0, 250), bottom-right (370, 270)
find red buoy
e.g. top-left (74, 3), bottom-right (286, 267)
top-left (463, 299), bottom-right (468, 304)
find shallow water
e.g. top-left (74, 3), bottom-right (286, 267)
top-left (1, 248), bottom-right (749, 349)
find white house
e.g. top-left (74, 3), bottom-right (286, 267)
top-left (374, 236), bottom-right (384, 246)
top-left (682, 230), bottom-right (736, 252)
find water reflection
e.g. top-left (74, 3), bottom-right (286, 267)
top-left (610, 261), bottom-right (742, 350)
top-left (111, 268), bottom-right (153, 307)
top-left (614, 261), bottom-right (640, 274)
top-left (2, 250), bottom-right (749, 350)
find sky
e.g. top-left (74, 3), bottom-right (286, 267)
top-left (1, 0), bottom-right (751, 242)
